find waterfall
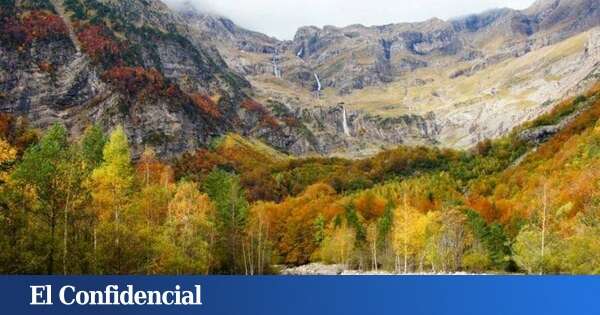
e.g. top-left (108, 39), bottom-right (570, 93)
top-left (314, 73), bottom-right (322, 92)
top-left (272, 52), bottom-right (281, 78)
top-left (297, 47), bottom-right (304, 58)
top-left (342, 106), bottom-right (351, 137)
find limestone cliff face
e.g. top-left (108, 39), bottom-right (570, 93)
top-left (173, 0), bottom-right (599, 156)
top-left (264, 101), bottom-right (440, 156)
top-left (0, 0), bottom-right (310, 157)
top-left (1, 0), bottom-right (599, 159)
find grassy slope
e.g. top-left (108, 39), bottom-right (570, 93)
top-left (249, 30), bottom-right (590, 118)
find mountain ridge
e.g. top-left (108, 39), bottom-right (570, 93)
top-left (0, 0), bottom-right (598, 159)
top-left (174, 0), bottom-right (598, 155)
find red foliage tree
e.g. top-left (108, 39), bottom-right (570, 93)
top-left (165, 84), bottom-right (181, 98)
top-left (77, 25), bottom-right (120, 61)
top-left (241, 99), bottom-right (265, 113)
top-left (190, 94), bottom-right (221, 119)
top-left (261, 115), bottom-right (279, 128)
top-left (102, 66), bottom-right (165, 95)
top-left (241, 99), bottom-right (280, 128)
top-left (22, 11), bottom-right (68, 42)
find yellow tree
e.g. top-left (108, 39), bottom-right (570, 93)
top-left (423, 211), bottom-right (443, 272)
top-left (436, 208), bottom-right (469, 273)
top-left (0, 138), bottom-right (16, 183)
top-left (152, 181), bottom-right (214, 274)
top-left (245, 201), bottom-right (278, 275)
top-left (366, 222), bottom-right (379, 271)
top-left (392, 195), bottom-right (423, 273)
top-left (411, 211), bottom-right (437, 272)
top-left (134, 147), bottom-right (174, 227)
top-left (88, 126), bottom-right (134, 273)
top-left (320, 223), bottom-right (356, 266)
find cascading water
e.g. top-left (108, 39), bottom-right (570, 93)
top-left (272, 51), bottom-right (281, 78)
top-left (314, 73), bottom-right (322, 92)
top-left (313, 73), bottom-right (323, 99)
top-left (342, 106), bottom-right (351, 137)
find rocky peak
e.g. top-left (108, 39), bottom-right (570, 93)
top-left (173, 1), bottom-right (279, 54)
top-left (0, 0), bottom-right (318, 158)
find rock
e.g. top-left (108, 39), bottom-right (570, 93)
top-left (2, 0), bottom-right (599, 160)
top-left (519, 125), bottom-right (560, 143)
top-left (280, 263), bottom-right (490, 275)
top-left (280, 263), bottom-right (346, 275)
top-left (0, 0), bottom-right (314, 159)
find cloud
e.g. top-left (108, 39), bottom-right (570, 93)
top-left (164, 0), bottom-right (537, 40)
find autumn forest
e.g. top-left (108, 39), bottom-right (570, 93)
top-left (0, 83), bottom-right (599, 275)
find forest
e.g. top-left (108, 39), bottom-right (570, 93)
top-left (0, 83), bottom-right (599, 275)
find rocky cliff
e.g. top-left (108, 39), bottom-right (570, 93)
top-left (174, 0), bottom-right (599, 156)
top-left (0, 0), bottom-right (315, 157)
top-left (1, 0), bottom-right (599, 158)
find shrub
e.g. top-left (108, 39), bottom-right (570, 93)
top-left (77, 24), bottom-right (120, 61)
top-left (462, 251), bottom-right (492, 273)
top-left (102, 66), bottom-right (165, 95)
top-left (241, 98), bottom-right (266, 113)
top-left (22, 11), bottom-right (68, 42)
top-left (241, 99), bottom-right (280, 128)
top-left (190, 94), bottom-right (221, 119)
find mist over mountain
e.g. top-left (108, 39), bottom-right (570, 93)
top-left (0, 0), bottom-right (598, 158)
top-left (163, 0), bottom-right (538, 40)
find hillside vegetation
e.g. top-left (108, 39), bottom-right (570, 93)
top-left (0, 83), bottom-right (599, 274)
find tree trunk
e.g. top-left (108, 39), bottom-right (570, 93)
top-left (49, 212), bottom-right (56, 275)
top-left (93, 226), bottom-right (97, 274)
top-left (540, 182), bottom-right (547, 275)
top-left (63, 178), bottom-right (72, 275)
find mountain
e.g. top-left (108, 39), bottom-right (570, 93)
top-left (0, 0), bottom-right (598, 158)
top-left (175, 0), bottom-right (599, 156)
top-left (0, 0), bottom-right (312, 157)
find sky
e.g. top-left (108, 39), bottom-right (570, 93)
top-left (165, 0), bottom-right (538, 40)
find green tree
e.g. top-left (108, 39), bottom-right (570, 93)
top-left (513, 225), bottom-right (543, 274)
top-left (11, 124), bottom-right (70, 274)
top-left (80, 125), bottom-right (106, 172)
top-left (465, 209), bottom-right (510, 270)
top-left (203, 169), bottom-right (248, 274)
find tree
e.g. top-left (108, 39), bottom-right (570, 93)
top-left (355, 192), bottom-right (386, 221)
top-left (392, 195), bottom-right (423, 273)
top-left (513, 225), bottom-right (543, 274)
top-left (540, 182), bottom-right (548, 275)
top-left (422, 211), bottom-right (445, 273)
top-left (464, 209), bottom-right (510, 270)
top-left (319, 223), bottom-right (356, 266)
top-left (0, 138), bottom-right (16, 183)
top-left (61, 125), bottom-right (108, 274)
top-left (366, 222), bottom-right (379, 271)
top-left (136, 147), bottom-right (173, 188)
top-left (88, 126), bottom-right (135, 274)
top-left (12, 124), bottom-right (70, 274)
top-left (245, 201), bottom-right (276, 275)
top-left (561, 232), bottom-right (600, 274)
top-left (436, 208), bottom-right (469, 273)
top-left (202, 169), bottom-right (248, 274)
top-left (152, 181), bottom-right (214, 274)
top-left (80, 125), bottom-right (106, 173)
